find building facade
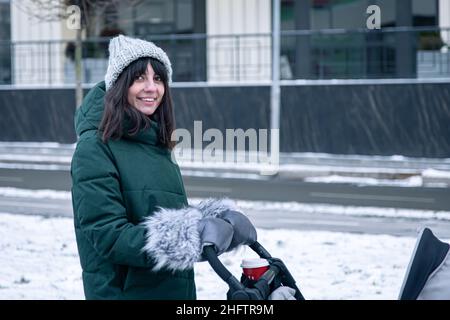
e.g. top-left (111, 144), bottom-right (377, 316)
top-left (0, 0), bottom-right (449, 85)
top-left (0, 1), bottom-right (449, 158)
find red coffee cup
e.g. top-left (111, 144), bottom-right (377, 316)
top-left (241, 258), bottom-right (269, 281)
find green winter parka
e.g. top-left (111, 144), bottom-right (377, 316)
top-left (71, 81), bottom-right (196, 299)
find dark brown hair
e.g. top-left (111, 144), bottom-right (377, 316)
top-left (99, 57), bottom-right (176, 149)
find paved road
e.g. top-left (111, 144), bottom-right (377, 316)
top-left (1, 194), bottom-right (450, 239)
top-left (2, 143), bottom-right (449, 170)
top-left (245, 209), bottom-right (450, 239)
top-left (0, 167), bottom-right (449, 211)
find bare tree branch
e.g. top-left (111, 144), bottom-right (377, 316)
top-left (14, 0), bottom-right (68, 22)
top-left (17, 0), bottom-right (142, 29)
top-left (12, 0), bottom-right (152, 108)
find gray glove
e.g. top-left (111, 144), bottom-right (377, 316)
top-left (220, 210), bottom-right (257, 250)
top-left (268, 286), bottom-right (296, 300)
top-left (197, 217), bottom-right (234, 259)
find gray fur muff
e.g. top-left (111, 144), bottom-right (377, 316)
top-left (141, 198), bottom-right (241, 272)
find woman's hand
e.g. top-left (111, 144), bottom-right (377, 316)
top-left (219, 210), bottom-right (257, 250)
top-left (197, 217), bottom-right (234, 258)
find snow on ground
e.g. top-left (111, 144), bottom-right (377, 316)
top-left (0, 142), bottom-right (76, 149)
top-left (0, 187), bottom-right (449, 299)
top-left (304, 174), bottom-right (424, 187)
top-left (1, 144), bottom-right (449, 188)
top-left (0, 187), bottom-right (71, 200)
top-left (0, 212), bottom-right (433, 300)
top-left (0, 154), bottom-right (73, 163)
top-left (2, 187), bottom-right (450, 221)
top-left (423, 169), bottom-right (450, 179)
top-left (190, 197), bottom-right (450, 221)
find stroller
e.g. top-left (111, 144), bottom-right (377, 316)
top-left (202, 241), bottom-right (305, 300)
top-left (203, 227), bottom-right (450, 300)
top-left (398, 227), bottom-right (450, 300)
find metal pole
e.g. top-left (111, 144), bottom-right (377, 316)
top-left (75, 28), bottom-right (83, 108)
top-left (75, 0), bottom-right (83, 108)
top-left (48, 42), bottom-right (52, 85)
top-left (270, 0), bottom-right (280, 163)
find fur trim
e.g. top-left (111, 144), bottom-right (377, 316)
top-left (194, 198), bottom-right (241, 218)
top-left (141, 206), bottom-right (203, 272)
top-left (141, 198), bottom-right (241, 272)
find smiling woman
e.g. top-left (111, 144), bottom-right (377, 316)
top-left (70, 35), bottom-right (257, 300)
top-left (99, 35), bottom-right (175, 147)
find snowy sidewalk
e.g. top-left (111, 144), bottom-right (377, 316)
top-left (1, 142), bottom-right (449, 186)
top-left (0, 212), bottom-right (439, 300)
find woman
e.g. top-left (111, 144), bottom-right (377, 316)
top-left (71, 35), bottom-right (257, 300)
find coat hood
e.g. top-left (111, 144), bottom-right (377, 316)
top-left (75, 81), bottom-right (106, 137)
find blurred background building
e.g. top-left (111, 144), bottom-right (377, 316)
top-left (0, 0), bottom-right (449, 158)
top-left (1, 0), bottom-right (449, 84)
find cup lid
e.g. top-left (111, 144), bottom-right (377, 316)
top-left (241, 258), bottom-right (269, 268)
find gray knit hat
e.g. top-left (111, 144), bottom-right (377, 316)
top-left (105, 35), bottom-right (172, 90)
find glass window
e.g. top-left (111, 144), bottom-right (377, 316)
top-left (282, 0), bottom-right (438, 30)
top-left (280, 1), bottom-right (441, 80)
top-left (77, 0), bottom-right (205, 82)
top-left (413, 0), bottom-right (437, 26)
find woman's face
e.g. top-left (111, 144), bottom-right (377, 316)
top-left (127, 63), bottom-right (165, 116)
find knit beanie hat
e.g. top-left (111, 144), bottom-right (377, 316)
top-left (105, 35), bottom-right (172, 90)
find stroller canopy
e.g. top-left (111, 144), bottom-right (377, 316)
top-left (399, 227), bottom-right (450, 300)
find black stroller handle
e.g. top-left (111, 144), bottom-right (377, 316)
top-left (202, 241), bottom-right (305, 300)
top-left (202, 242), bottom-right (278, 286)
top-left (202, 245), bottom-right (246, 292)
top-left (251, 241), bottom-right (305, 300)
top-left (250, 241), bottom-right (273, 259)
